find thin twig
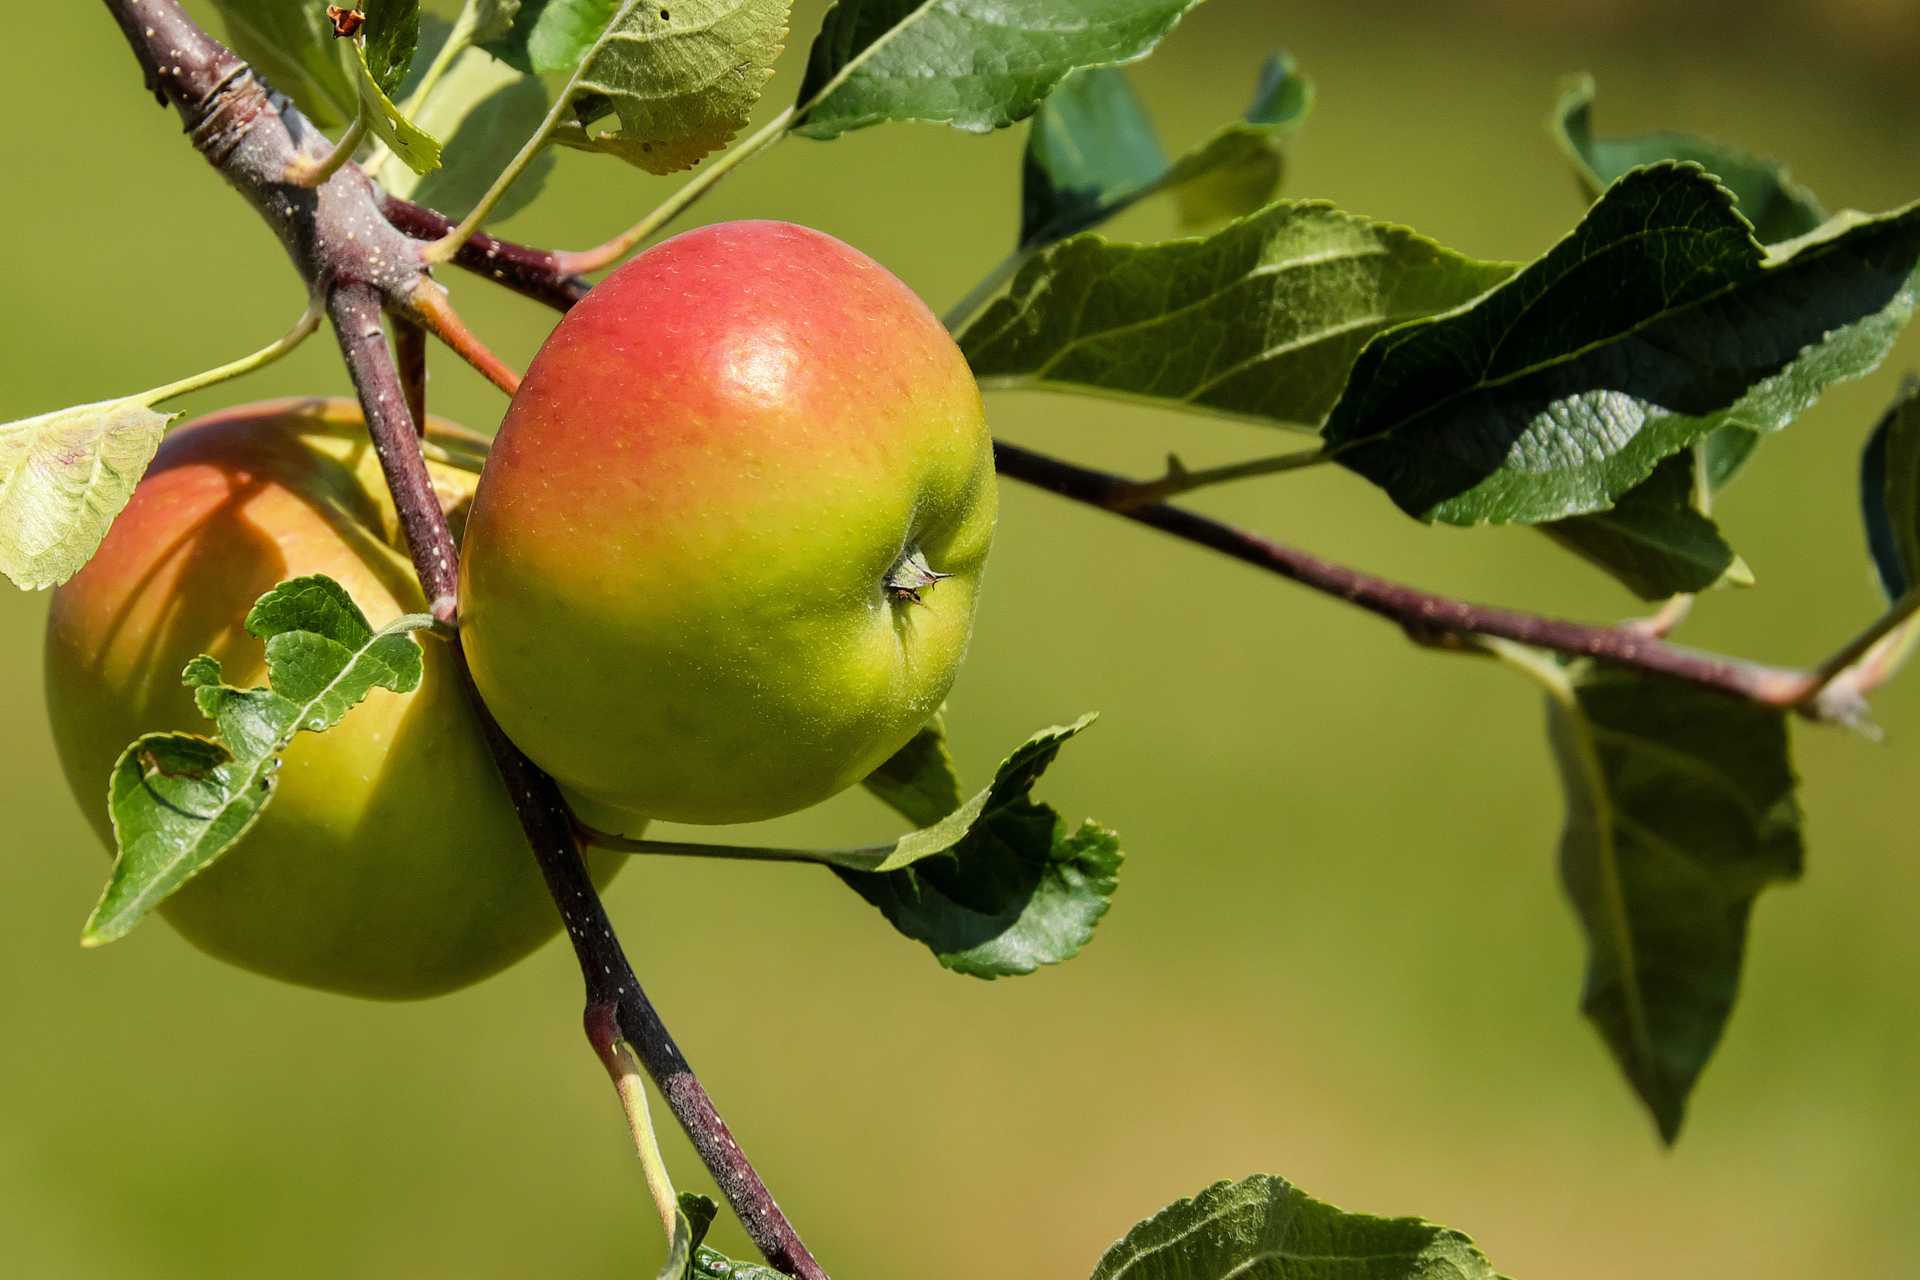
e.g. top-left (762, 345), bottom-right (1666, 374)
top-left (382, 195), bottom-right (593, 311)
top-left (393, 315), bottom-right (428, 436)
top-left (554, 107), bottom-right (797, 276)
top-left (406, 281), bottom-right (524, 396)
top-left (285, 108), bottom-right (368, 187)
top-left (989, 439), bottom-right (1838, 714)
top-left (330, 281), bottom-right (828, 1278)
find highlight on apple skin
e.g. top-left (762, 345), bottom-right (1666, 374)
top-left (43, 399), bottom-right (624, 999)
top-left (459, 220), bottom-right (998, 827)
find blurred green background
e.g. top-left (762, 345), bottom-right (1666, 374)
top-left (4, 1), bottom-right (1919, 1276)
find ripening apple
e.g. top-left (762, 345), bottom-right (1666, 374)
top-left (459, 220), bottom-right (997, 827)
top-left (43, 399), bottom-right (622, 999)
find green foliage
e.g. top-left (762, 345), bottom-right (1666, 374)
top-left (1166, 51), bottom-right (1312, 229)
top-left (487, 0), bottom-right (791, 175)
top-left (382, 43), bottom-right (557, 219)
top-left (0, 397), bottom-right (171, 590)
top-left (1322, 165), bottom-right (1920, 525)
top-left (962, 202), bottom-right (1515, 429)
top-left (363, 0), bottom-right (423, 96)
top-left (861, 712), bottom-right (965, 828)
top-left (1861, 379), bottom-right (1920, 599)
top-left (1544, 662), bottom-right (1803, 1142)
top-left (352, 39), bottom-right (445, 174)
top-left (207, 0), bottom-right (358, 127)
top-left (82, 577), bottom-right (431, 946)
top-left (1022, 67), bottom-right (1168, 249)
top-left (793, 0), bottom-right (1205, 138)
top-left (1541, 451), bottom-right (1752, 600)
top-left (1019, 54), bottom-right (1312, 252)
top-left (1553, 74), bottom-right (1825, 246)
top-left (1091, 1174), bottom-right (1507, 1279)
top-left (843, 715), bottom-right (1122, 977)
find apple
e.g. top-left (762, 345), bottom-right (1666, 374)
top-left (43, 398), bottom-right (623, 999)
top-left (459, 220), bottom-right (997, 827)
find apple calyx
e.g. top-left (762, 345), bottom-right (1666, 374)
top-left (885, 547), bottom-right (952, 606)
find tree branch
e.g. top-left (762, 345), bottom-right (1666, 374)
top-left (989, 440), bottom-right (1846, 714)
top-left (384, 194), bottom-right (593, 310)
top-left (393, 316), bottom-right (428, 438)
top-left (103, 3), bottom-right (826, 1274)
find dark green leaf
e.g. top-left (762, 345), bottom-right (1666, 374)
top-left (208, 0), bottom-right (358, 127)
top-left (656, 1193), bottom-right (716, 1279)
top-left (843, 715), bottom-right (1122, 977)
top-left (1546, 663), bottom-right (1803, 1142)
top-left (961, 202), bottom-right (1516, 430)
top-left (1861, 378), bottom-right (1920, 599)
top-left (81, 576), bottom-right (431, 946)
top-left (794, 0), bottom-right (1204, 139)
top-left (1552, 73), bottom-right (1825, 247)
top-left (1017, 54), bottom-right (1312, 253)
top-left (1021, 67), bottom-right (1168, 250)
top-left (1550, 74), bottom-right (1830, 503)
top-left (692, 1248), bottom-right (784, 1278)
top-left (1090, 1174), bottom-right (1507, 1280)
top-left (1542, 451), bottom-right (1751, 600)
top-left (364, 0), bottom-right (422, 95)
top-left (1322, 165), bottom-right (1920, 525)
top-left (861, 712), bottom-right (964, 829)
top-left (675, 1192), bottom-right (784, 1278)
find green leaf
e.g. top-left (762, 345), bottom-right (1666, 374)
top-left (1545, 663), bottom-right (1803, 1142)
top-left (794, 0), bottom-right (1205, 139)
top-left (352, 39), bottom-right (445, 174)
top-left (1322, 165), bottom-right (1920, 525)
top-left (1021, 66), bottom-right (1168, 250)
top-left (364, 0), bottom-right (423, 95)
top-left (509, 0), bottom-right (792, 175)
top-left (81, 576), bottom-right (431, 946)
top-left (860, 712), bottom-right (965, 829)
top-left (655, 1192), bottom-right (711, 1279)
top-left (208, 0), bottom-right (358, 128)
top-left (380, 44), bottom-right (557, 220)
top-left (1168, 50), bottom-right (1312, 229)
top-left (842, 714), bottom-right (1122, 978)
top-left (1090, 1174), bottom-right (1507, 1280)
top-left (1548, 74), bottom-right (1832, 510)
top-left (1552, 73), bottom-right (1826, 247)
top-left (1018, 53), bottom-right (1310, 253)
top-left (691, 1249), bottom-right (783, 1278)
top-left (667, 1197), bottom-right (785, 1279)
top-left (0, 397), bottom-right (172, 591)
top-left (1861, 378), bottom-right (1920, 599)
top-left (961, 202), bottom-right (1516, 431)
top-left (1541, 451), bottom-right (1752, 600)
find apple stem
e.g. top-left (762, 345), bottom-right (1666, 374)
top-left (405, 281), bottom-right (524, 397)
